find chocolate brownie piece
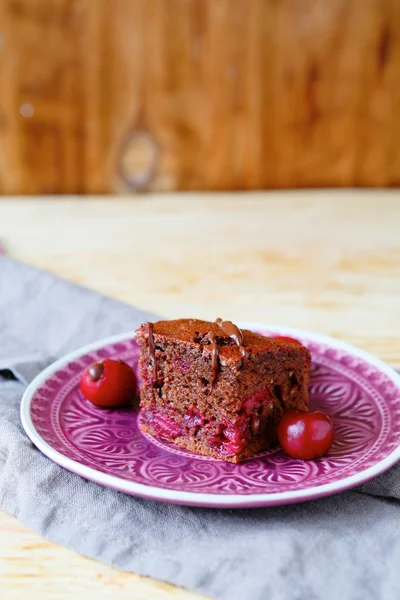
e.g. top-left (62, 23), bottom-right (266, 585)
top-left (136, 319), bottom-right (311, 463)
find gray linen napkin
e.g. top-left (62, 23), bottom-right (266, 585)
top-left (1, 255), bottom-right (399, 600)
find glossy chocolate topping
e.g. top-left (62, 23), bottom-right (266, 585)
top-left (210, 333), bottom-right (219, 386)
top-left (148, 322), bottom-right (157, 381)
top-left (88, 362), bottom-right (104, 382)
top-left (216, 318), bottom-right (249, 358)
top-left (145, 318), bottom-right (249, 390)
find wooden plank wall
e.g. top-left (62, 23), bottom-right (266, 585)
top-left (0, 0), bottom-right (399, 194)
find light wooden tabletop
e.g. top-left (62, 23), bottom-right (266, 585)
top-left (0, 191), bottom-right (399, 599)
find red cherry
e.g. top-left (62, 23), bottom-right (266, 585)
top-left (277, 410), bottom-right (334, 460)
top-left (273, 336), bottom-right (302, 345)
top-left (80, 359), bottom-right (137, 408)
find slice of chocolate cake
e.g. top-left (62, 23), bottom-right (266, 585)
top-left (136, 319), bottom-right (311, 463)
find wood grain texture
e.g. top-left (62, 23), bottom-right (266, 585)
top-left (1, 191), bottom-right (400, 364)
top-left (0, 190), bottom-right (400, 599)
top-left (0, 0), bottom-right (399, 194)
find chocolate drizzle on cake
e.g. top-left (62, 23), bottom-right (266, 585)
top-left (210, 333), bottom-right (219, 386)
top-left (147, 322), bottom-right (157, 381)
top-left (216, 318), bottom-right (249, 359)
top-left (207, 319), bottom-right (248, 387)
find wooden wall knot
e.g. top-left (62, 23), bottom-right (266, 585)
top-left (117, 129), bottom-right (160, 192)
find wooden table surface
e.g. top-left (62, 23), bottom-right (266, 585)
top-left (0, 190), bottom-right (399, 599)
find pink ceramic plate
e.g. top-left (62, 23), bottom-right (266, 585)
top-left (21, 324), bottom-right (400, 508)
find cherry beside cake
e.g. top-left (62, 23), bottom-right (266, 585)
top-left (135, 319), bottom-right (311, 463)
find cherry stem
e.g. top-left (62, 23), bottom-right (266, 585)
top-left (88, 363), bottom-right (104, 382)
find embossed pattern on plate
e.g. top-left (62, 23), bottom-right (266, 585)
top-left (22, 325), bottom-right (400, 507)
